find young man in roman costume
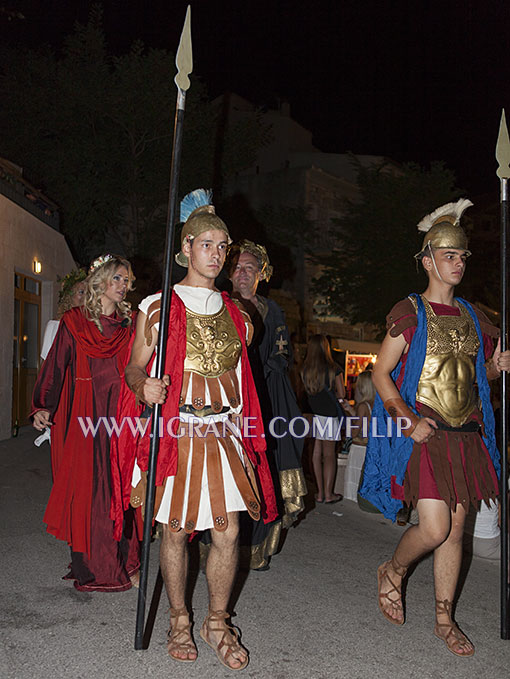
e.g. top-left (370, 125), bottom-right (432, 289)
top-left (360, 199), bottom-right (510, 656)
top-left (113, 190), bottom-right (276, 670)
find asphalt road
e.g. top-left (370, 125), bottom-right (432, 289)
top-left (1, 427), bottom-right (509, 679)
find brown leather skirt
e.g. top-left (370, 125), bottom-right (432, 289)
top-left (130, 420), bottom-right (262, 533)
top-left (403, 405), bottom-right (499, 512)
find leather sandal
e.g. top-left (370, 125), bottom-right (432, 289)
top-left (377, 555), bottom-right (407, 625)
top-left (434, 599), bottom-right (474, 657)
top-left (200, 608), bottom-right (249, 671)
top-left (167, 606), bottom-right (197, 663)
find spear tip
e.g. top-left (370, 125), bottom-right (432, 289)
top-left (496, 108), bottom-right (510, 178)
top-left (175, 5), bottom-right (193, 92)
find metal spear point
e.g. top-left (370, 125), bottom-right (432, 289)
top-left (134, 5), bottom-right (192, 650)
top-left (496, 107), bottom-right (510, 640)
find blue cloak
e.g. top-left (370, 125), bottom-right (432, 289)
top-left (359, 294), bottom-right (499, 521)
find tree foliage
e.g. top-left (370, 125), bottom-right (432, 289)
top-left (310, 158), bottom-right (463, 329)
top-left (217, 194), bottom-right (313, 292)
top-left (0, 8), bottom-right (268, 264)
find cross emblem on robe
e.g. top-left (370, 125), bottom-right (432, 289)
top-left (276, 334), bottom-right (288, 353)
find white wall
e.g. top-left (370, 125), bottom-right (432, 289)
top-left (0, 194), bottom-right (75, 440)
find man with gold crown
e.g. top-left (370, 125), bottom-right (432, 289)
top-left (115, 190), bottom-right (277, 670)
top-left (359, 199), bottom-right (510, 657)
top-left (222, 239), bottom-right (307, 570)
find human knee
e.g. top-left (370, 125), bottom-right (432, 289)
top-left (211, 515), bottom-right (239, 550)
top-left (161, 523), bottom-right (188, 549)
top-left (419, 521), bottom-right (450, 548)
top-left (447, 520), bottom-right (465, 544)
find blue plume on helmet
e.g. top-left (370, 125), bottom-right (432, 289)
top-left (180, 188), bottom-right (213, 223)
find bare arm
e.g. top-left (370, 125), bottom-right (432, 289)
top-left (334, 373), bottom-right (345, 399)
top-left (124, 311), bottom-right (169, 405)
top-left (349, 400), bottom-right (371, 440)
top-left (371, 330), bottom-right (407, 401)
top-left (373, 327), bottom-right (437, 444)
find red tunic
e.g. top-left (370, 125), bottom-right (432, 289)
top-left (32, 308), bottom-right (140, 592)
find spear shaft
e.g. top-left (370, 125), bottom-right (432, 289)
top-left (496, 108), bottom-right (510, 640)
top-left (134, 6), bottom-right (192, 650)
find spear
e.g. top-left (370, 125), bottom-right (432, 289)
top-left (134, 5), bottom-right (192, 650)
top-left (496, 108), bottom-right (510, 640)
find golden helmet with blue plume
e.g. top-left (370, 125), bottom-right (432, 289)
top-left (175, 189), bottom-right (232, 267)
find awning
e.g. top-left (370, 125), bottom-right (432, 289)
top-left (331, 338), bottom-right (381, 354)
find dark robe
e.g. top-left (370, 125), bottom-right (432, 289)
top-left (32, 311), bottom-right (140, 592)
top-left (221, 294), bottom-right (306, 568)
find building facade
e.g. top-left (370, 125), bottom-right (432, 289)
top-left (0, 159), bottom-right (75, 440)
top-left (221, 94), bottom-right (391, 355)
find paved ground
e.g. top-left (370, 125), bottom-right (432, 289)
top-left (2, 427), bottom-right (510, 679)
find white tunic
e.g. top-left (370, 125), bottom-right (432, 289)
top-left (40, 320), bottom-right (60, 360)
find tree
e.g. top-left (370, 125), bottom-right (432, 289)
top-left (0, 8), bottom-right (268, 266)
top-left (217, 194), bottom-right (313, 293)
top-left (310, 158), bottom-right (463, 330)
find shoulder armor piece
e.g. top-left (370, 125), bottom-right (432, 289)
top-left (386, 297), bottom-right (417, 337)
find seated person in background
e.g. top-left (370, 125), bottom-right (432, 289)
top-left (463, 499), bottom-right (500, 562)
top-left (341, 371), bottom-right (376, 445)
top-left (340, 371), bottom-right (376, 502)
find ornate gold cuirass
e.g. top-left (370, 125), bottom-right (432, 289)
top-left (415, 296), bottom-right (479, 427)
top-left (184, 303), bottom-right (242, 377)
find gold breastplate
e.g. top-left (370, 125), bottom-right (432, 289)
top-left (415, 296), bottom-right (479, 427)
top-left (184, 303), bottom-right (242, 377)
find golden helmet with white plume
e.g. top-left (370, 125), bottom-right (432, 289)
top-left (414, 198), bottom-right (473, 260)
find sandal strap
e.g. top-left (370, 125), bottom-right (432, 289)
top-left (434, 599), bottom-right (472, 653)
top-left (435, 598), bottom-right (453, 616)
top-left (168, 607), bottom-right (193, 641)
top-left (203, 609), bottom-right (241, 654)
top-left (379, 562), bottom-right (404, 606)
top-left (390, 555), bottom-right (408, 577)
top-left (435, 621), bottom-right (470, 649)
top-left (170, 605), bottom-right (189, 618)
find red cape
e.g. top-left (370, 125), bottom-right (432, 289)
top-left (110, 291), bottom-right (277, 540)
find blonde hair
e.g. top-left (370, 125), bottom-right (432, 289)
top-left (301, 334), bottom-right (337, 396)
top-left (84, 255), bottom-right (135, 332)
top-left (354, 371), bottom-right (376, 406)
top-left (57, 280), bottom-right (86, 318)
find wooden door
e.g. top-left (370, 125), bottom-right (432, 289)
top-left (12, 273), bottom-right (41, 428)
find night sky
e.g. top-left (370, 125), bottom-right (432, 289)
top-left (2, 0), bottom-right (510, 195)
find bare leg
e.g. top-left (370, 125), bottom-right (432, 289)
top-left (322, 439), bottom-right (341, 501)
top-left (201, 511), bottom-right (248, 670)
top-left (433, 504), bottom-right (474, 655)
top-left (160, 524), bottom-right (197, 661)
top-left (379, 499), bottom-right (451, 623)
top-left (205, 512), bottom-right (240, 611)
top-left (311, 439), bottom-right (324, 501)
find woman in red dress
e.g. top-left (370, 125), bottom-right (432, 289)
top-left (32, 254), bottom-right (140, 592)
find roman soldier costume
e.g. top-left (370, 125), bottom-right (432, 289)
top-left (360, 199), bottom-right (500, 519)
top-left (110, 192), bottom-right (277, 539)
